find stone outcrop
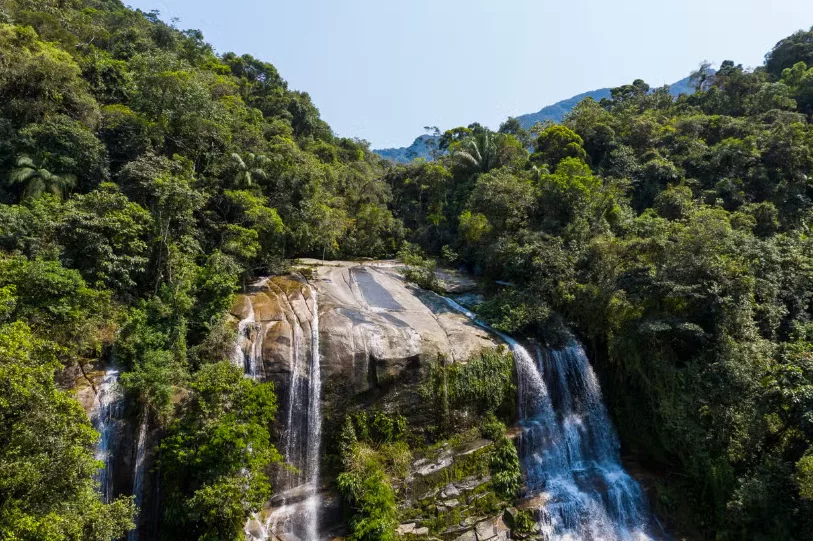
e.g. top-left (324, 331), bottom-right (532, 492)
top-left (230, 261), bottom-right (499, 414)
top-left (230, 262), bottom-right (501, 540)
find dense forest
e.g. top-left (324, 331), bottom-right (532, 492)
top-left (1, 0), bottom-right (813, 539)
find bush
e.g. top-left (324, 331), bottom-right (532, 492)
top-left (337, 411), bottom-right (409, 541)
top-left (397, 241), bottom-right (442, 293)
top-left (490, 435), bottom-right (521, 499)
top-left (423, 349), bottom-right (516, 433)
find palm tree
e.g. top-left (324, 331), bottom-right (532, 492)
top-left (231, 153), bottom-right (269, 187)
top-left (529, 164), bottom-right (550, 182)
top-left (7, 155), bottom-right (76, 200)
top-left (451, 130), bottom-right (499, 177)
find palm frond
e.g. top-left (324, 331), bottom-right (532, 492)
top-left (22, 178), bottom-right (45, 200)
top-left (14, 155), bottom-right (36, 168)
top-left (8, 167), bottom-right (36, 185)
top-left (454, 151), bottom-right (479, 168)
top-left (231, 153), bottom-right (246, 169)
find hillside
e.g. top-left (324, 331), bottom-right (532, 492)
top-left (2, 1), bottom-right (813, 540)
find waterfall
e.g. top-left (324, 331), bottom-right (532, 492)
top-left (236, 282), bottom-right (323, 541)
top-left (271, 284), bottom-right (322, 540)
top-left (442, 297), bottom-right (657, 541)
top-left (232, 297), bottom-right (268, 380)
top-left (303, 290), bottom-right (322, 541)
top-left (127, 416), bottom-right (149, 541)
top-left (91, 367), bottom-right (125, 503)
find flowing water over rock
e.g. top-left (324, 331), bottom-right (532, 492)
top-left (91, 367), bottom-right (125, 503)
top-left (441, 297), bottom-right (657, 541)
top-left (235, 280), bottom-right (323, 541)
top-left (128, 416), bottom-right (149, 541)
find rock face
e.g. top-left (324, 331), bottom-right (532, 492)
top-left (312, 261), bottom-right (496, 394)
top-left (230, 261), bottom-right (499, 539)
top-left (231, 261), bottom-right (498, 413)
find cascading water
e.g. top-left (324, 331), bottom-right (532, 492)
top-left (91, 367), bottom-right (125, 503)
top-left (128, 416), bottom-right (149, 541)
top-left (304, 291), bottom-right (322, 541)
top-left (442, 297), bottom-right (657, 541)
top-left (236, 282), bottom-right (323, 541)
top-left (232, 295), bottom-right (268, 380)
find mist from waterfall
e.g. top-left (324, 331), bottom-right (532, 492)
top-left (442, 297), bottom-right (657, 541)
top-left (91, 367), bottom-right (125, 504)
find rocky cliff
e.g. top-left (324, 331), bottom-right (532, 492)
top-left (230, 261), bottom-right (505, 540)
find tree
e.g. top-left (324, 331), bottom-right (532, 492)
top-left (0, 256), bottom-right (111, 361)
top-left (0, 321), bottom-right (135, 539)
top-left (498, 116), bottom-right (531, 147)
top-left (14, 115), bottom-right (110, 193)
top-left (467, 168), bottom-right (535, 232)
top-left (689, 61), bottom-right (715, 92)
top-left (61, 183), bottom-right (152, 292)
top-left (160, 362), bottom-right (280, 540)
top-left (450, 129), bottom-right (499, 177)
top-left (422, 126), bottom-right (442, 160)
top-left (0, 23), bottom-right (99, 126)
top-left (6, 154), bottom-right (76, 200)
top-left (313, 202), bottom-right (351, 261)
top-left (230, 152), bottom-right (269, 187)
top-left (530, 125), bottom-right (587, 169)
top-left (766, 27), bottom-right (813, 77)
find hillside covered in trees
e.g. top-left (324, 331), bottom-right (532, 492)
top-left (2, 0), bottom-right (813, 539)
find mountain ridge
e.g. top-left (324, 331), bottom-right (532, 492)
top-left (375, 73), bottom-right (701, 162)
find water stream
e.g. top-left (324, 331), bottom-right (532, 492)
top-left (236, 282), bottom-right (323, 541)
top-left (128, 415), bottom-right (149, 541)
top-left (442, 297), bottom-right (657, 541)
top-left (91, 367), bottom-right (125, 504)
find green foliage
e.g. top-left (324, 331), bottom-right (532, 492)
top-left (7, 153), bottom-right (76, 200)
top-left (382, 27), bottom-right (813, 540)
top-left (798, 455), bottom-right (813, 500)
top-left (766, 27), bottom-right (813, 77)
top-left (530, 125), bottom-right (588, 168)
top-left (337, 411), bottom-right (408, 541)
top-left (0, 321), bottom-right (135, 539)
top-left (476, 289), bottom-right (553, 336)
top-left (490, 435), bottom-right (521, 499)
top-left (424, 349), bottom-right (516, 430)
top-left (61, 183), bottom-right (152, 292)
top-left (0, 255), bottom-right (111, 360)
top-left (159, 362), bottom-right (280, 540)
top-left (397, 241), bottom-right (441, 293)
top-left (507, 509), bottom-right (537, 535)
top-left (3, 2), bottom-right (813, 538)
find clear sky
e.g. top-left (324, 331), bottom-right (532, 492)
top-left (124, 0), bottom-right (813, 149)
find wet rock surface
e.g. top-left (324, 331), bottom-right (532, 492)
top-left (231, 262), bottom-right (498, 414)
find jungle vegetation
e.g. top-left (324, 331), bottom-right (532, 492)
top-left (1, 0), bottom-right (813, 539)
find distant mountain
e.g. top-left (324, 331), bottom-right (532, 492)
top-left (514, 88), bottom-right (613, 129)
top-left (515, 74), bottom-right (701, 128)
top-left (374, 134), bottom-right (437, 163)
top-left (375, 73), bottom-right (706, 163)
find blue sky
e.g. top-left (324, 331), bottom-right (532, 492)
top-left (125, 0), bottom-right (813, 148)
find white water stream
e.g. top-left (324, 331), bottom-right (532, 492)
top-left (236, 282), bottom-right (323, 541)
top-left (91, 367), bottom-right (125, 504)
top-left (442, 297), bottom-right (657, 540)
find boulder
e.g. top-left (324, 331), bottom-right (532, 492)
top-left (397, 523), bottom-right (417, 535)
top-left (440, 483), bottom-right (460, 498)
top-left (453, 531), bottom-right (477, 541)
top-left (475, 520), bottom-right (495, 541)
top-left (313, 263), bottom-right (498, 395)
top-left (232, 263), bottom-right (498, 414)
